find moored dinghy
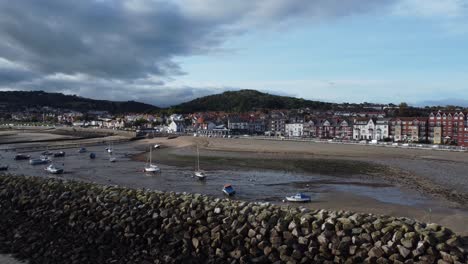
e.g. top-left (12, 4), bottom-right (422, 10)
top-left (53, 151), bottom-right (66, 157)
top-left (222, 184), bottom-right (236, 196)
top-left (42, 147), bottom-right (53, 156)
top-left (29, 156), bottom-right (50, 165)
top-left (14, 154), bottom-right (30, 160)
top-left (45, 164), bottom-right (64, 174)
top-left (285, 193), bottom-right (311, 202)
top-left (78, 147), bottom-right (87, 153)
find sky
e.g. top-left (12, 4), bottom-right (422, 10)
top-left (0, 0), bottom-right (468, 107)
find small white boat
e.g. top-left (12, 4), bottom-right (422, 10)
top-left (109, 157), bottom-right (117, 163)
top-left (193, 144), bottom-right (206, 180)
top-left (144, 146), bottom-right (160, 173)
top-left (45, 164), bottom-right (64, 174)
top-left (144, 164), bottom-right (160, 173)
top-left (285, 193), bottom-right (311, 202)
top-left (194, 170), bottom-right (206, 179)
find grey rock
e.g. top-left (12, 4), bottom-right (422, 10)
top-left (397, 245), bottom-right (411, 258)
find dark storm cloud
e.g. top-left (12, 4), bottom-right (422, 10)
top-left (0, 0), bottom-right (215, 78)
top-left (0, 0), bottom-right (394, 105)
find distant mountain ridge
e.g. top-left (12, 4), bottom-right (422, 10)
top-left (169, 89), bottom-right (334, 113)
top-left (0, 90), bottom-right (159, 114)
top-left (416, 98), bottom-right (468, 108)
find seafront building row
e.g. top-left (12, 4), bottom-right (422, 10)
top-left (189, 111), bottom-right (468, 147)
top-left (3, 109), bottom-right (468, 147)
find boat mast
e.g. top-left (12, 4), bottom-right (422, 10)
top-left (149, 145), bottom-right (152, 165)
top-left (197, 144), bottom-right (200, 171)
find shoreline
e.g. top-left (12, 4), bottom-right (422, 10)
top-left (3, 133), bottom-right (468, 235)
top-left (133, 137), bottom-right (468, 209)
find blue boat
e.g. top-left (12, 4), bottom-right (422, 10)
top-left (285, 193), bottom-right (311, 202)
top-left (222, 184), bottom-right (236, 196)
top-left (89, 153), bottom-right (96, 159)
top-left (78, 147), bottom-right (87, 153)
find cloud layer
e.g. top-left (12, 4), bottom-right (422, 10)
top-left (1, 0), bottom-right (452, 106)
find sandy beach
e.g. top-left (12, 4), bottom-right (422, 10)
top-left (139, 136), bottom-right (468, 205)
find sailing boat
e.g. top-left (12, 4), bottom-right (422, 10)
top-left (109, 149), bottom-right (116, 163)
top-left (144, 145), bottom-right (160, 173)
top-left (193, 145), bottom-right (206, 180)
top-left (106, 141), bottom-right (113, 154)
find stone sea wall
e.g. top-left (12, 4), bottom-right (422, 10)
top-left (0, 175), bottom-right (466, 264)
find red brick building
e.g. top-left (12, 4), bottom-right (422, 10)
top-left (428, 111), bottom-right (468, 146)
top-left (389, 117), bottom-right (428, 142)
top-left (309, 118), bottom-right (353, 139)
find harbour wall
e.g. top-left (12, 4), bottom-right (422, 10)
top-left (0, 174), bottom-right (466, 264)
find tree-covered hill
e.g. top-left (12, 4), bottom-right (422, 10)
top-left (170, 89), bottom-right (334, 113)
top-left (0, 90), bottom-right (159, 114)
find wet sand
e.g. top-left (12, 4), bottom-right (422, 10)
top-left (139, 137), bottom-right (468, 207)
top-left (0, 131), bottom-right (76, 144)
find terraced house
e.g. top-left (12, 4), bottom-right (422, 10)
top-left (390, 117), bottom-right (428, 142)
top-left (428, 111), bottom-right (468, 146)
top-left (353, 118), bottom-right (376, 140)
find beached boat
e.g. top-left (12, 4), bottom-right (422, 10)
top-left (14, 154), bottom-right (30, 160)
top-left (144, 146), bottom-right (160, 173)
top-left (53, 151), bottom-right (66, 157)
top-left (0, 165), bottom-right (8, 171)
top-left (108, 144), bottom-right (116, 162)
top-left (29, 156), bottom-right (50, 165)
top-left (45, 164), bottom-right (64, 174)
top-left (144, 164), bottom-right (160, 173)
top-left (222, 184), bottom-right (236, 196)
top-left (106, 141), bottom-right (113, 154)
top-left (42, 147), bottom-right (53, 156)
top-left (78, 147), bottom-right (87, 153)
top-left (285, 193), bottom-right (311, 202)
top-left (193, 145), bottom-right (206, 180)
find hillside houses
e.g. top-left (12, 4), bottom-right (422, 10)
top-left (4, 103), bottom-right (468, 147)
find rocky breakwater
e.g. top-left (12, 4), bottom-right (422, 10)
top-left (0, 175), bottom-right (466, 264)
